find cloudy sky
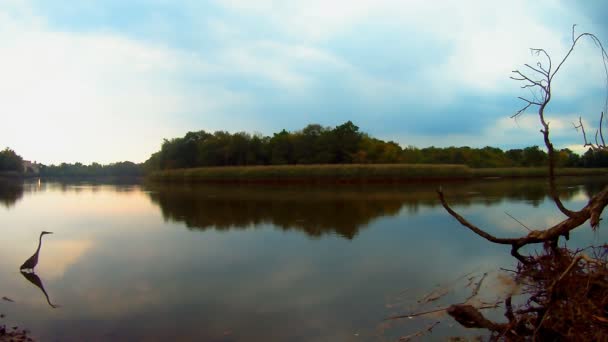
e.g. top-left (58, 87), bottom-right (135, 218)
top-left (1, 0), bottom-right (607, 164)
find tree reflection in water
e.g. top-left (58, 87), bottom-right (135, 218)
top-left (144, 177), bottom-right (595, 239)
top-left (0, 180), bottom-right (24, 208)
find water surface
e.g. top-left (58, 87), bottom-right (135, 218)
top-left (0, 178), bottom-right (606, 341)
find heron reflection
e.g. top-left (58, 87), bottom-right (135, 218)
top-left (19, 271), bottom-right (60, 309)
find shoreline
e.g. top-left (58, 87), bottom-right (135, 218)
top-left (145, 164), bottom-right (608, 184)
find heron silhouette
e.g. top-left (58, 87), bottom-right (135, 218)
top-left (20, 231), bottom-right (53, 272)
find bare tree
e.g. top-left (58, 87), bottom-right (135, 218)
top-left (436, 26), bottom-right (608, 340)
top-left (438, 25), bottom-right (608, 264)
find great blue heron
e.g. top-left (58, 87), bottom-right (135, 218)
top-left (19, 231), bottom-right (53, 272)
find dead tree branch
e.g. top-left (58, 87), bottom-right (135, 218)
top-left (439, 25), bottom-right (608, 263)
top-left (439, 187), bottom-right (608, 263)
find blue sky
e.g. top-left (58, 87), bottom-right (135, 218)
top-left (1, 0), bottom-right (607, 164)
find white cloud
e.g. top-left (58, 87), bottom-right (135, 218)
top-left (215, 0), bottom-right (602, 97)
top-left (1, 1), bottom-right (605, 163)
top-left (390, 112), bottom-right (587, 151)
top-left (0, 11), bottom-right (252, 164)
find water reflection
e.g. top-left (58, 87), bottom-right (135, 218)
top-left (0, 177), bottom-right (605, 341)
top-left (146, 184), bottom-right (403, 238)
top-left (19, 271), bottom-right (60, 309)
top-left (143, 178), bottom-right (594, 239)
top-left (0, 179), bottom-right (24, 208)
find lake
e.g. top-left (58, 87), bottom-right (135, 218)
top-left (0, 177), bottom-right (606, 341)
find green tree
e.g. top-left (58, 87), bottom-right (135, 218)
top-left (0, 148), bottom-right (24, 173)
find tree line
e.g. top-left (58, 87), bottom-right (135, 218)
top-left (3, 121), bottom-right (608, 177)
top-left (0, 147), bottom-right (142, 177)
top-left (39, 162), bottom-right (143, 177)
top-left (143, 121), bottom-right (608, 170)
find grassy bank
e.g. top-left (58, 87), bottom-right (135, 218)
top-left (147, 164), bottom-right (472, 183)
top-left (472, 167), bottom-right (608, 178)
top-left (147, 164), bottom-right (608, 183)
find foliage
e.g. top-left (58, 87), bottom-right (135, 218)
top-left (39, 161), bottom-right (143, 178)
top-left (144, 122), bottom-right (607, 171)
top-left (0, 148), bottom-right (24, 173)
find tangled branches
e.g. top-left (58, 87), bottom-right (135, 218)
top-left (447, 246), bottom-right (608, 341)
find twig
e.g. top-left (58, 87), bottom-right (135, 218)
top-left (385, 307), bottom-right (449, 321)
top-left (505, 212), bottom-right (533, 232)
top-left (398, 321), bottom-right (440, 341)
top-left (417, 271), bottom-right (476, 304)
top-left (465, 272), bottom-right (488, 303)
top-left (385, 303), bottom-right (501, 321)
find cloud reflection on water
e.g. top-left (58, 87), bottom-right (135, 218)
top-left (0, 177), bottom-right (606, 341)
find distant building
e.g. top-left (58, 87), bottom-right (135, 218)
top-left (22, 160), bottom-right (40, 174)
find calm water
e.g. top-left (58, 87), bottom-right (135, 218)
top-left (0, 177), bottom-right (606, 341)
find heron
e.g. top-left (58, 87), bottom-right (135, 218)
top-left (19, 231), bottom-right (53, 272)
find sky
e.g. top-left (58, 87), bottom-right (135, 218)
top-left (1, 0), bottom-right (608, 164)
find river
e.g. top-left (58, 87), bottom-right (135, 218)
top-left (0, 177), bottom-right (606, 341)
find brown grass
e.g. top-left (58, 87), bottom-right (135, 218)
top-left (147, 164), bottom-right (608, 183)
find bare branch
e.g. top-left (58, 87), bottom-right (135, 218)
top-left (464, 272), bottom-right (488, 303)
top-left (574, 117), bottom-right (592, 147)
top-left (517, 97), bottom-right (543, 106)
top-left (437, 189), bottom-right (520, 245)
top-left (537, 62), bottom-right (549, 75)
top-left (398, 321), bottom-right (440, 342)
top-left (510, 71), bottom-right (547, 91)
top-left (530, 48), bottom-right (552, 74)
top-left (524, 63), bottom-right (549, 77)
top-left (385, 302), bottom-right (501, 321)
top-left (438, 187), bottom-right (608, 259)
top-left (600, 112), bottom-right (605, 147)
top-left (504, 212), bottom-right (532, 232)
top-left (512, 102), bottom-right (533, 118)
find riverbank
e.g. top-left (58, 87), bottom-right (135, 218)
top-left (146, 164), bottom-right (608, 183)
top-left (0, 171), bottom-right (23, 179)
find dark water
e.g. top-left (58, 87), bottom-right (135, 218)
top-left (0, 177), bottom-right (606, 341)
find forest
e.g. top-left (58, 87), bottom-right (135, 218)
top-left (143, 121), bottom-right (608, 171)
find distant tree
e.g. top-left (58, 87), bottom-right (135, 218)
top-left (269, 129), bottom-right (294, 164)
top-left (0, 148), bottom-right (24, 173)
top-left (40, 161), bottom-right (143, 177)
top-left (521, 145), bottom-right (547, 166)
top-left (556, 148), bottom-right (580, 167)
top-left (331, 121), bottom-right (363, 163)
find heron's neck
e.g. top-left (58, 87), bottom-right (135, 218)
top-left (36, 234), bottom-right (44, 253)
